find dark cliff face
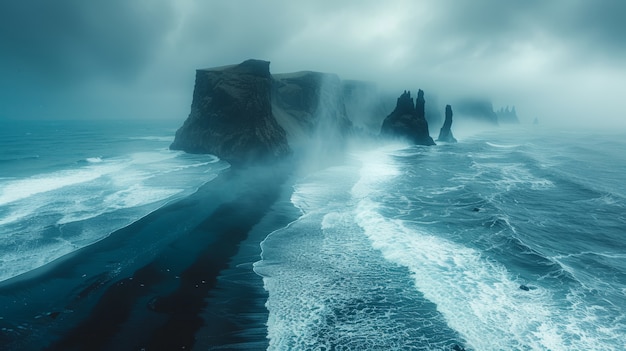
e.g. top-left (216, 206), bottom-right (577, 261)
top-left (380, 89), bottom-right (436, 146)
top-left (437, 104), bottom-right (457, 143)
top-left (170, 59), bottom-right (291, 165)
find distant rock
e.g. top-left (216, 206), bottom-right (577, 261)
top-left (496, 106), bottom-right (520, 124)
top-left (170, 59), bottom-right (291, 165)
top-left (437, 105), bottom-right (457, 143)
top-left (380, 90), bottom-right (436, 146)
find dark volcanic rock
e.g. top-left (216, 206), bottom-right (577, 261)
top-left (437, 104), bottom-right (457, 143)
top-left (170, 59), bottom-right (291, 165)
top-left (380, 89), bottom-right (436, 146)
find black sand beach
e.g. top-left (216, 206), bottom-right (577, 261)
top-left (0, 162), bottom-right (298, 350)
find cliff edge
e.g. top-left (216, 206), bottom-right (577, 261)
top-left (170, 59), bottom-right (291, 165)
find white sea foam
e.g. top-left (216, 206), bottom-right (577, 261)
top-left (355, 199), bottom-right (562, 350)
top-left (0, 165), bottom-right (119, 206)
top-left (257, 145), bottom-right (478, 350)
top-left (470, 162), bottom-right (554, 191)
top-left (86, 157), bottom-right (103, 163)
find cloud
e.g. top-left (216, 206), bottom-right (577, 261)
top-left (0, 0), bottom-right (624, 127)
top-left (0, 0), bottom-right (174, 85)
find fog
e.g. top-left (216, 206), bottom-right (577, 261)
top-left (1, 0), bottom-right (625, 129)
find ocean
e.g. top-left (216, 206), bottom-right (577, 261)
top-left (1, 119), bottom-right (625, 350)
top-left (254, 127), bottom-right (626, 350)
top-left (0, 119), bottom-right (228, 282)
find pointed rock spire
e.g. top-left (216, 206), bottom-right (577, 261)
top-left (437, 104), bottom-right (457, 143)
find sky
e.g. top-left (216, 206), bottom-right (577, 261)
top-left (1, 0), bottom-right (625, 128)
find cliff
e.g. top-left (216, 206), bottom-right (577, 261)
top-left (170, 59), bottom-right (291, 165)
top-left (380, 90), bottom-right (436, 146)
top-left (437, 105), bottom-right (457, 143)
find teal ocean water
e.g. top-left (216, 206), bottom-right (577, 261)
top-left (255, 127), bottom-right (626, 350)
top-left (1, 119), bottom-right (625, 350)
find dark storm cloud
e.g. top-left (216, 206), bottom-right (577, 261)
top-left (0, 0), bottom-right (174, 85)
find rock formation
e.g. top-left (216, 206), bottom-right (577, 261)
top-left (170, 59), bottom-right (291, 165)
top-left (380, 89), bottom-right (436, 146)
top-left (437, 105), bottom-right (457, 143)
top-left (496, 106), bottom-right (520, 124)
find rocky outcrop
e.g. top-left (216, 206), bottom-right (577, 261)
top-left (170, 59), bottom-right (291, 165)
top-left (437, 105), bottom-right (457, 143)
top-left (380, 89), bottom-right (436, 146)
top-left (496, 106), bottom-right (520, 124)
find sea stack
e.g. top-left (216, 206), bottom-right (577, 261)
top-left (496, 106), bottom-right (520, 124)
top-left (170, 59), bottom-right (291, 165)
top-left (380, 89), bottom-right (436, 146)
top-left (437, 104), bottom-right (457, 143)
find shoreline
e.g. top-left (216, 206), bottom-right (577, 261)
top-left (0, 161), bottom-right (298, 350)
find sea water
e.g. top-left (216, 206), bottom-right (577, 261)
top-left (0, 119), bottom-right (227, 283)
top-left (255, 127), bottom-right (626, 350)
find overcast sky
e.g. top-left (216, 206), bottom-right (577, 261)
top-left (1, 0), bottom-right (625, 128)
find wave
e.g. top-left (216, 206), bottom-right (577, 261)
top-left (350, 145), bottom-right (626, 351)
top-left (485, 141), bottom-right (521, 148)
top-left (85, 156), bottom-right (103, 163)
top-left (129, 136), bottom-right (175, 142)
top-left (256, 159), bottom-right (464, 349)
top-left (0, 149), bottom-right (226, 282)
top-left (0, 165), bottom-right (119, 206)
top-left (0, 154), bottom-right (40, 163)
